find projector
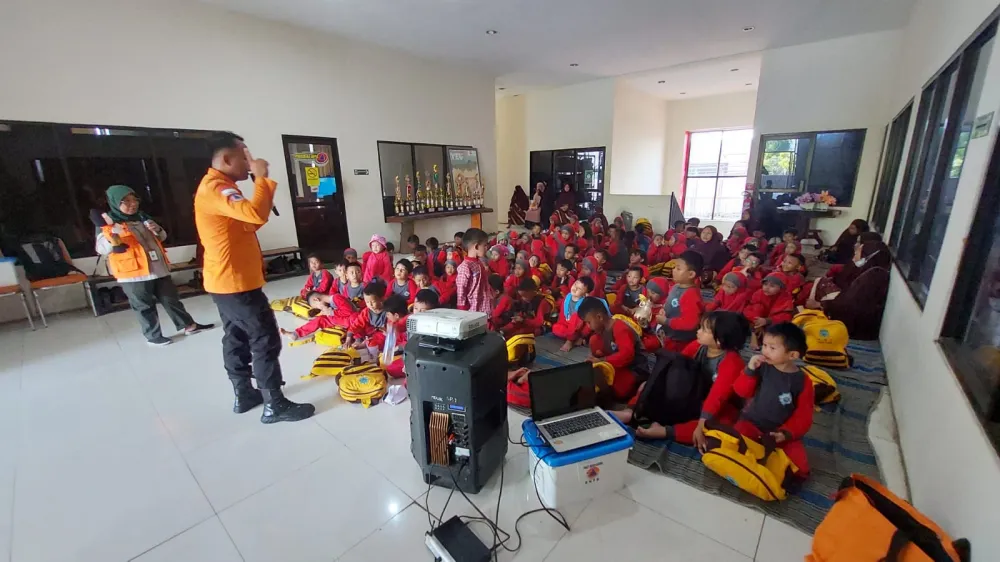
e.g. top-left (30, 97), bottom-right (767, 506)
top-left (406, 309), bottom-right (488, 341)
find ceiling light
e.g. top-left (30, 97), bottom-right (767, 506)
top-left (569, 63), bottom-right (579, 67)
top-left (679, 92), bottom-right (686, 95)
top-left (498, 87), bottom-right (506, 91)
top-left (486, 30), bottom-right (498, 35)
top-left (657, 80), bottom-right (665, 84)
top-left (743, 26), bottom-right (755, 32)
top-left (730, 68), bottom-right (739, 72)
top-left (745, 82), bottom-right (753, 86)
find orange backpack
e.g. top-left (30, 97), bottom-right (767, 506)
top-left (809, 474), bottom-right (970, 562)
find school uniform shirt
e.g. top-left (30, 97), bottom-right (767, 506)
top-left (550, 273), bottom-right (576, 298)
top-left (293, 293), bottom-right (356, 337)
top-left (362, 250), bottom-right (393, 285)
top-left (456, 257), bottom-right (492, 315)
top-left (612, 284), bottom-right (646, 315)
top-left (648, 244), bottom-right (672, 265)
top-left (301, 270), bottom-right (335, 298)
top-left (340, 282), bottom-right (365, 309)
top-left (606, 239), bottom-right (629, 271)
top-left (495, 294), bottom-right (551, 336)
top-left (347, 307), bottom-right (388, 348)
top-left (680, 342), bottom-right (745, 421)
top-left (588, 318), bottom-right (642, 400)
top-left (734, 364), bottom-right (814, 439)
top-left (743, 289), bottom-right (795, 326)
top-left (769, 243), bottom-right (791, 267)
top-left (660, 284), bottom-right (704, 342)
top-left (551, 295), bottom-right (588, 340)
top-left (718, 257), bottom-right (742, 280)
top-left (438, 274), bottom-right (458, 307)
top-left (503, 272), bottom-right (525, 297)
top-left (488, 257), bottom-right (509, 279)
top-left (706, 287), bottom-right (750, 313)
top-left (735, 267), bottom-right (765, 293)
top-left (385, 278), bottom-right (418, 305)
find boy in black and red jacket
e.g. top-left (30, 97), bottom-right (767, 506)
top-left (733, 322), bottom-right (815, 479)
top-left (493, 278), bottom-right (552, 337)
top-left (654, 250), bottom-right (706, 352)
top-left (300, 253), bottom-right (334, 298)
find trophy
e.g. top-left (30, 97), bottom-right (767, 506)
top-left (456, 174), bottom-right (466, 208)
top-left (404, 175), bottom-right (413, 214)
top-left (445, 176), bottom-right (454, 210)
top-left (393, 175), bottom-right (402, 216)
top-left (432, 165), bottom-right (442, 211)
top-left (424, 178), bottom-right (433, 211)
top-left (476, 176), bottom-right (484, 208)
top-left (415, 180), bottom-right (425, 213)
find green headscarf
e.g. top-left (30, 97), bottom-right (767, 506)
top-left (105, 185), bottom-right (151, 224)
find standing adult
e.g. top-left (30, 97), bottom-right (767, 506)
top-left (525, 181), bottom-right (545, 225)
top-left (507, 185), bottom-right (529, 226)
top-left (195, 132), bottom-right (314, 423)
top-left (96, 185), bottom-right (214, 346)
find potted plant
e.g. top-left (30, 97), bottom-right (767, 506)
top-left (816, 191), bottom-right (837, 210)
top-left (796, 192), bottom-right (818, 210)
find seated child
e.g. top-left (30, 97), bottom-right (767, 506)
top-left (552, 277), bottom-right (594, 351)
top-left (453, 231), bottom-right (465, 247)
top-left (279, 290), bottom-right (357, 340)
top-left (768, 228), bottom-right (798, 266)
top-left (736, 252), bottom-right (765, 293)
top-left (529, 239), bottom-right (551, 267)
top-left (684, 226), bottom-right (701, 248)
top-left (778, 253), bottom-right (806, 295)
top-left (549, 224), bottom-right (576, 263)
top-left (707, 271), bottom-right (751, 313)
top-left (605, 226), bottom-right (630, 271)
top-left (725, 225), bottom-right (750, 256)
top-left (744, 272), bottom-right (795, 346)
top-left (718, 243), bottom-right (758, 280)
top-left (385, 242), bottom-right (395, 264)
top-left (734, 323), bottom-right (814, 478)
top-left (527, 254), bottom-right (545, 283)
top-left (612, 266), bottom-right (647, 316)
top-left (300, 253), bottom-right (334, 298)
top-left (330, 260), bottom-right (348, 295)
top-left (612, 311), bottom-right (749, 442)
top-left (439, 259), bottom-right (459, 306)
top-left (427, 237), bottom-right (445, 277)
top-left (343, 281), bottom-right (389, 350)
top-left (648, 234), bottom-right (672, 264)
top-left (488, 244), bottom-right (510, 278)
top-left (564, 244), bottom-right (580, 267)
top-left (751, 230), bottom-right (769, 254)
top-left (385, 259), bottom-right (418, 304)
top-left (412, 266), bottom-right (439, 300)
top-left (505, 259), bottom-right (529, 296)
top-left (343, 247), bottom-right (359, 265)
top-left (411, 244), bottom-right (432, 279)
top-left (666, 231), bottom-right (688, 258)
top-left (413, 288), bottom-right (439, 313)
top-left (613, 250), bottom-right (648, 291)
top-left (362, 234), bottom-right (393, 285)
top-left (579, 296), bottom-right (642, 402)
top-left (340, 261), bottom-right (366, 308)
top-left (550, 259), bottom-right (577, 298)
top-left (665, 219), bottom-right (686, 239)
top-left (642, 277), bottom-right (671, 351)
top-left (406, 234), bottom-right (420, 255)
top-left (493, 278), bottom-right (551, 337)
top-left (381, 294), bottom-right (410, 379)
top-left (579, 257), bottom-right (606, 297)
top-left (486, 274), bottom-right (505, 329)
top-left (654, 250), bottom-right (707, 352)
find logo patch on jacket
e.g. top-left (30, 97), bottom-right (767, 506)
top-left (778, 392), bottom-right (793, 406)
top-left (671, 298), bottom-right (679, 307)
top-left (220, 187), bottom-right (243, 202)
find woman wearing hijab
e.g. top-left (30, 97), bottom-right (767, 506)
top-left (825, 219), bottom-right (870, 264)
top-left (525, 182), bottom-right (545, 225)
top-left (550, 183), bottom-right (579, 228)
top-left (96, 185), bottom-right (213, 346)
top-left (689, 225), bottom-right (730, 274)
top-left (806, 239), bottom-right (890, 340)
top-left (507, 185), bottom-right (529, 226)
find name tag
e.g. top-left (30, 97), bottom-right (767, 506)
top-left (148, 250), bottom-right (160, 262)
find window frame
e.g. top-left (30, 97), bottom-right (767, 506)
top-left (753, 128), bottom-right (867, 206)
top-left (888, 20), bottom-right (997, 307)
top-left (869, 101), bottom-right (915, 234)
top-left (680, 128), bottom-right (753, 221)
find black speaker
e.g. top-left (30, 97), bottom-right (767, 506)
top-left (406, 331), bottom-right (508, 494)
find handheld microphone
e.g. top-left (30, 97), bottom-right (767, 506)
top-left (249, 172), bottom-right (280, 216)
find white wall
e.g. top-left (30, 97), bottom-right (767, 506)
top-left (0, 0), bottom-right (497, 319)
top-left (604, 91), bottom-right (757, 233)
top-left (750, 30), bottom-right (902, 238)
top-left (608, 82), bottom-right (668, 196)
top-left (495, 95), bottom-right (527, 224)
top-left (878, 0), bottom-right (1000, 555)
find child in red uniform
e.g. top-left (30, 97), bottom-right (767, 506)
top-left (605, 226), bottom-right (629, 271)
top-left (734, 323), bottom-right (814, 478)
top-left (412, 266), bottom-right (440, 302)
top-left (579, 297), bottom-right (642, 402)
top-left (488, 245), bottom-right (510, 278)
top-left (612, 266), bottom-right (647, 316)
top-left (550, 259), bottom-right (577, 299)
top-left (340, 262), bottom-right (366, 308)
top-left (654, 250), bottom-right (706, 352)
top-left (725, 225), bottom-right (750, 256)
top-left (362, 234), bottom-right (393, 285)
top-left (718, 243), bottom-right (758, 280)
top-left (563, 244), bottom-right (580, 267)
top-left (737, 252), bottom-right (766, 293)
top-left (580, 257), bottom-right (606, 298)
top-left (665, 231), bottom-right (688, 259)
top-left (641, 277), bottom-right (671, 351)
top-left (494, 278), bottom-right (552, 337)
top-left (439, 260), bottom-right (458, 307)
top-left (455, 228), bottom-right (492, 316)
top-left (768, 228), bottom-right (798, 266)
top-left (527, 254), bottom-right (545, 283)
top-left (648, 234), bottom-right (672, 264)
top-left (411, 244), bottom-right (433, 281)
top-left (707, 271), bottom-right (751, 313)
top-left (413, 288), bottom-right (439, 313)
top-left (553, 277), bottom-right (593, 351)
top-left (505, 259), bottom-right (529, 296)
top-left (385, 259), bottom-right (418, 305)
top-left (279, 290), bottom-right (357, 341)
top-left (744, 272), bottom-right (796, 347)
top-left (612, 311), bottom-right (749, 442)
top-left (426, 237), bottom-right (444, 277)
top-left (330, 261), bottom-right (348, 295)
top-left (343, 248), bottom-right (359, 265)
top-left (405, 234), bottom-right (420, 255)
top-left (778, 253), bottom-right (806, 296)
top-left (343, 282), bottom-right (389, 350)
top-left (382, 295), bottom-right (410, 379)
top-left (300, 253), bottom-right (334, 298)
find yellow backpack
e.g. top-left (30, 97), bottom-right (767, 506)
top-left (269, 297), bottom-right (293, 313)
top-left (701, 425), bottom-right (800, 501)
top-left (337, 363), bottom-right (388, 408)
top-left (592, 361), bottom-right (615, 390)
top-left (314, 326), bottom-right (347, 347)
top-left (307, 348), bottom-right (360, 379)
top-left (793, 310), bottom-right (851, 369)
top-left (506, 334), bottom-right (536, 367)
top-left (289, 296), bottom-right (318, 319)
top-left (803, 365), bottom-right (841, 405)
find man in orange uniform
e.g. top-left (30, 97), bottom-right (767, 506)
top-left (195, 132), bottom-right (314, 424)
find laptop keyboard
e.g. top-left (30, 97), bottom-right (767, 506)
top-left (543, 412), bottom-right (611, 439)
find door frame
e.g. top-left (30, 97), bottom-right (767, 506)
top-left (280, 134), bottom-right (349, 254)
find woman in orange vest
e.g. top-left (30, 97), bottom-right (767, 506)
top-left (194, 132), bottom-right (314, 424)
top-left (97, 185), bottom-right (213, 346)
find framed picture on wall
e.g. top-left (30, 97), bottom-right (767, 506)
top-left (447, 147), bottom-right (481, 202)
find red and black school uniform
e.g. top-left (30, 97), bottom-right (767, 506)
top-left (300, 269), bottom-right (335, 298)
top-left (611, 283), bottom-right (646, 316)
top-left (384, 315), bottom-right (409, 379)
top-left (551, 294), bottom-right (588, 341)
top-left (732, 363), bottom-right (815, 477)
top-left (589, 316), bottom-right (643, 401)
top-left (493, 292), bottom-right (552, 337)
top-left (670, 341), bottom-right (745, 444)
top-left (658, 283), bottom-right (705, 352)
top-left (579, 257), bottom-right (607, 297)
top-left (488, 255), bottom-right (510, 278)
top-left (606, 237), bottom-right (630, 271)
top-left (292, 293), bottom-right (357, 337)
top-left (769, 242), bottom-right (793, 267)
top-left (347, 307), bottom-right (388, 349)
top-left (504, 267), bottom-right (527, 297)
top-left (743, 273), bottom-right (796, 327)
top-left (736, 266), bottom-right (765, 293)
top-left (648, 243), bottom-right (672, 265)
top-left (550, 271), bottom-right (576, 300)
top-left (340, 281), bottom-right (366, 309)
top-left (438, 271), bottom-right (458, 307)
top-left (641, 278), bottom-right (671, 351)
top-left (385, 278), bottom-right (418, 305)
top-left (707, 271), bottom-right (751, 313)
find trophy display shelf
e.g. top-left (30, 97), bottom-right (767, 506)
top-left (387, 207), bottom-right (494, 249)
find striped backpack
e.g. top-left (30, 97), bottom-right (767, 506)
top-left (337, 364), bottom-right (388, 408)
top-left (793, 310), bottom-right (851, 369)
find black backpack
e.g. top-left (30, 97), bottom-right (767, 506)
top-left (15, 236), bottom-right (84, 281)
top-left (632, 350), bottom-right (711, 427)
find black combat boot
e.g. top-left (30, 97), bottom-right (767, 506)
top-left (260, 388), bottom-right (316, 424)
top-left (231, 378), bottom-right (263, 414)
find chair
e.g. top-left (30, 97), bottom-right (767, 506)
top-left (28, 238), bottom-right (90, 328)
top-left (0, 284), bottom-right (34, 330)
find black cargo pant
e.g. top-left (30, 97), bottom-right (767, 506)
top-left (211, 289), bottom-right (284, 390)
top-left (121, 276), bottom-right (194, 341)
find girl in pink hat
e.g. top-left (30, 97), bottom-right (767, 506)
top-left (362, 234), bottom-right (393, 285)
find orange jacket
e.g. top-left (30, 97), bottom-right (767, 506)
top-left (100, 224), bottom-right (169, 280)
top-left (194, 168), bottom-right (277, 294)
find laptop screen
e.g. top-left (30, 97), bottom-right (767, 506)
top-left (529, 362), bottom-right (597, 420)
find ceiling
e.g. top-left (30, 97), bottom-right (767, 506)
top-left (197, 0), bottom-right (914, 98)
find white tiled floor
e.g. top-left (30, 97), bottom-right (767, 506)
top-left (0, 276), bottom-right (905, 562)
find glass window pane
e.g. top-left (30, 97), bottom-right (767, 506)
top-left (957, 206), bottom-right (1000, 414)
top-left (719, 129), bottom-right (753, 177)
top-left (760, 136), bottom-right (811, 191)
top-left (377, 142), bottom-right (414, 205)
top-left (806, 130), bottom-right (866, 205)
top-left (687, 131), bottom-right (722, 176)
top-left (714, 177), bottom-right (747, 220)
top-left (918, 37), bottom-right (995, 293)
top-left (684, 177), bottom-right (718, 218)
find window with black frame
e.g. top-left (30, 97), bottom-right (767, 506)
top-left (869, 103), bottom-right (913, 234)
top-left (940, 121), bottom-right (1000, 450)
top-left (889, 21), bottom-right (996, 306)
top-left (528, 147), bottom-right (606, 220)
top-left (755, 129), bottom-right (866, 206)
top-left (0, 121), bottom-right (215, 259)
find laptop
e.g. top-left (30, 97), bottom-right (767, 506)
top-left (529, 362), bottom-right (627, 453)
